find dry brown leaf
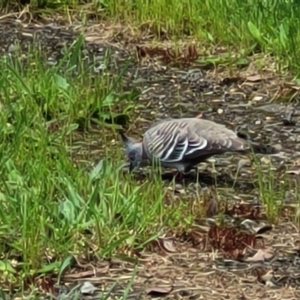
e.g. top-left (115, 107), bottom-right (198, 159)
top-left (241, 220), bottom-right (273, 235)
top-left (159, 238), bottom-right (177, 253)
top-left (146, 286), bottom-right (172, 295)
top-left (205, 196), bottom-right (218, 217)
top-left (34, 275), bottom-right (55, 294)
top-left (63, 265), bottom-right (110, 280)
top-left (168, 186), bottom-right (186, 194)
top-left (225, 203), bottom-right (261, 220)
top-left (284, 82), bottom-right (300, 90)
top-left (187, 230), bottom-right (205, 247)
top-left (260, 270), bottom-right (276, 285)
top-left (246, 74), bottom-right (263, 82)
top-left (136, 44), bottom-right (198, 65)
top-left (208, 224), bottom-right (256, 258)
top-left (255, 269), bottom-right (275, 285)
top-left (286, 168), bottom-right (300, 175)
top-left (245, 248), bottom-right (274, 262)
top-left (80, 281), bottom-right (99, 295)
top-left (255, 224), bottom-right (273, 235)
top-left (290, 85), bottom-right (300, 90)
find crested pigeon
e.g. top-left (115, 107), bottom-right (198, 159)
top-left (119, 117), bottom-right (275, 173)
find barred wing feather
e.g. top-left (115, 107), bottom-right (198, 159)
top-left (143, 118), bottom-right (248, 163)
top-left (145, 122), bottom-right (212, 163)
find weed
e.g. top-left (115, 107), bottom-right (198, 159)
top-left (252, 155), bottom-right (286, 223)
top-left (0, 35), bottom-right (182, 290)
top-left (2, 0), bottom-right (300, 73)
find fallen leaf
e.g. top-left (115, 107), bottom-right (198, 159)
top-left (208, 225), bottom-right (256, 258)
top-left (205, 196), bottom-right (218, 217)
top-left (159, 238), bottom-right (177, 253)
top-left (80, 281), bottom-right (99, 295)
top-left (146, 286), bottom-right (172, 296)
top-left (260, 270), bottom-right (276, 286)
top-left (240, 219), bottom-right (273, 234)
top-left (188, 230), bottom-right (205, 247)
top-left (136, 44), bottom-right (199, 65)
top-left (225, 204), bottom-right (260, 220)
top-left (290, 85), bottom-right (300, 90)
top-left (286, 167), bottom-right (300, 176)
top-left (245, 249), bottom-right (273, 262)
top-left (246, 74), bottom-right (263, 82)
top-left (167, 186), bottom-right (186, 194)
top-left (255, 224), bottom-right (273, 235)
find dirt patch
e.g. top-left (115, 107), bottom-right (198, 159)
top-left (58, 218), bottom-right (300, 299)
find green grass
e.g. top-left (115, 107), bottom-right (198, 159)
top-left (253, 156), bottom-right (286, 223)
top-left (0, 36), bottom-right (207, 295)
top-left (1, 0), bottom-right (300, 298)
top-left (2, 0), bottom-right (300, 74)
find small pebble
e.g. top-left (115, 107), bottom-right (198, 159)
top-left (255, 120), bottom-right (262, 125)
top-left (238, 159), bottom-right (251, 169)
top-left (217, 108), bottom-right (223, 114)
top-left (260, 157), bottom-right (271, 164)
top-left (252, 96), bottom-right (264, 101)
top-left (175, 183), bottom-right (184, 190)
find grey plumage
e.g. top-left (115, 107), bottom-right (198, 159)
top-left (119, 117), bottom-right (275, 173)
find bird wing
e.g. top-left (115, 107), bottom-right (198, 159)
top-left (143, 118), bottom-right (249, 163)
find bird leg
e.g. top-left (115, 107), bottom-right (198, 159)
top-left (173, 168), bottom-right (190, 181)
top-left (174, 167), bottom-right (199, 182)
top-left (175, 171), bottom-right (185, 181)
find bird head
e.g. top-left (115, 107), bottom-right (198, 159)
top-left (118, 130), bottom-right (144, 172)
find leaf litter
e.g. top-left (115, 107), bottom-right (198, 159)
top-left (1, 12), bottom-right (300, 300)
